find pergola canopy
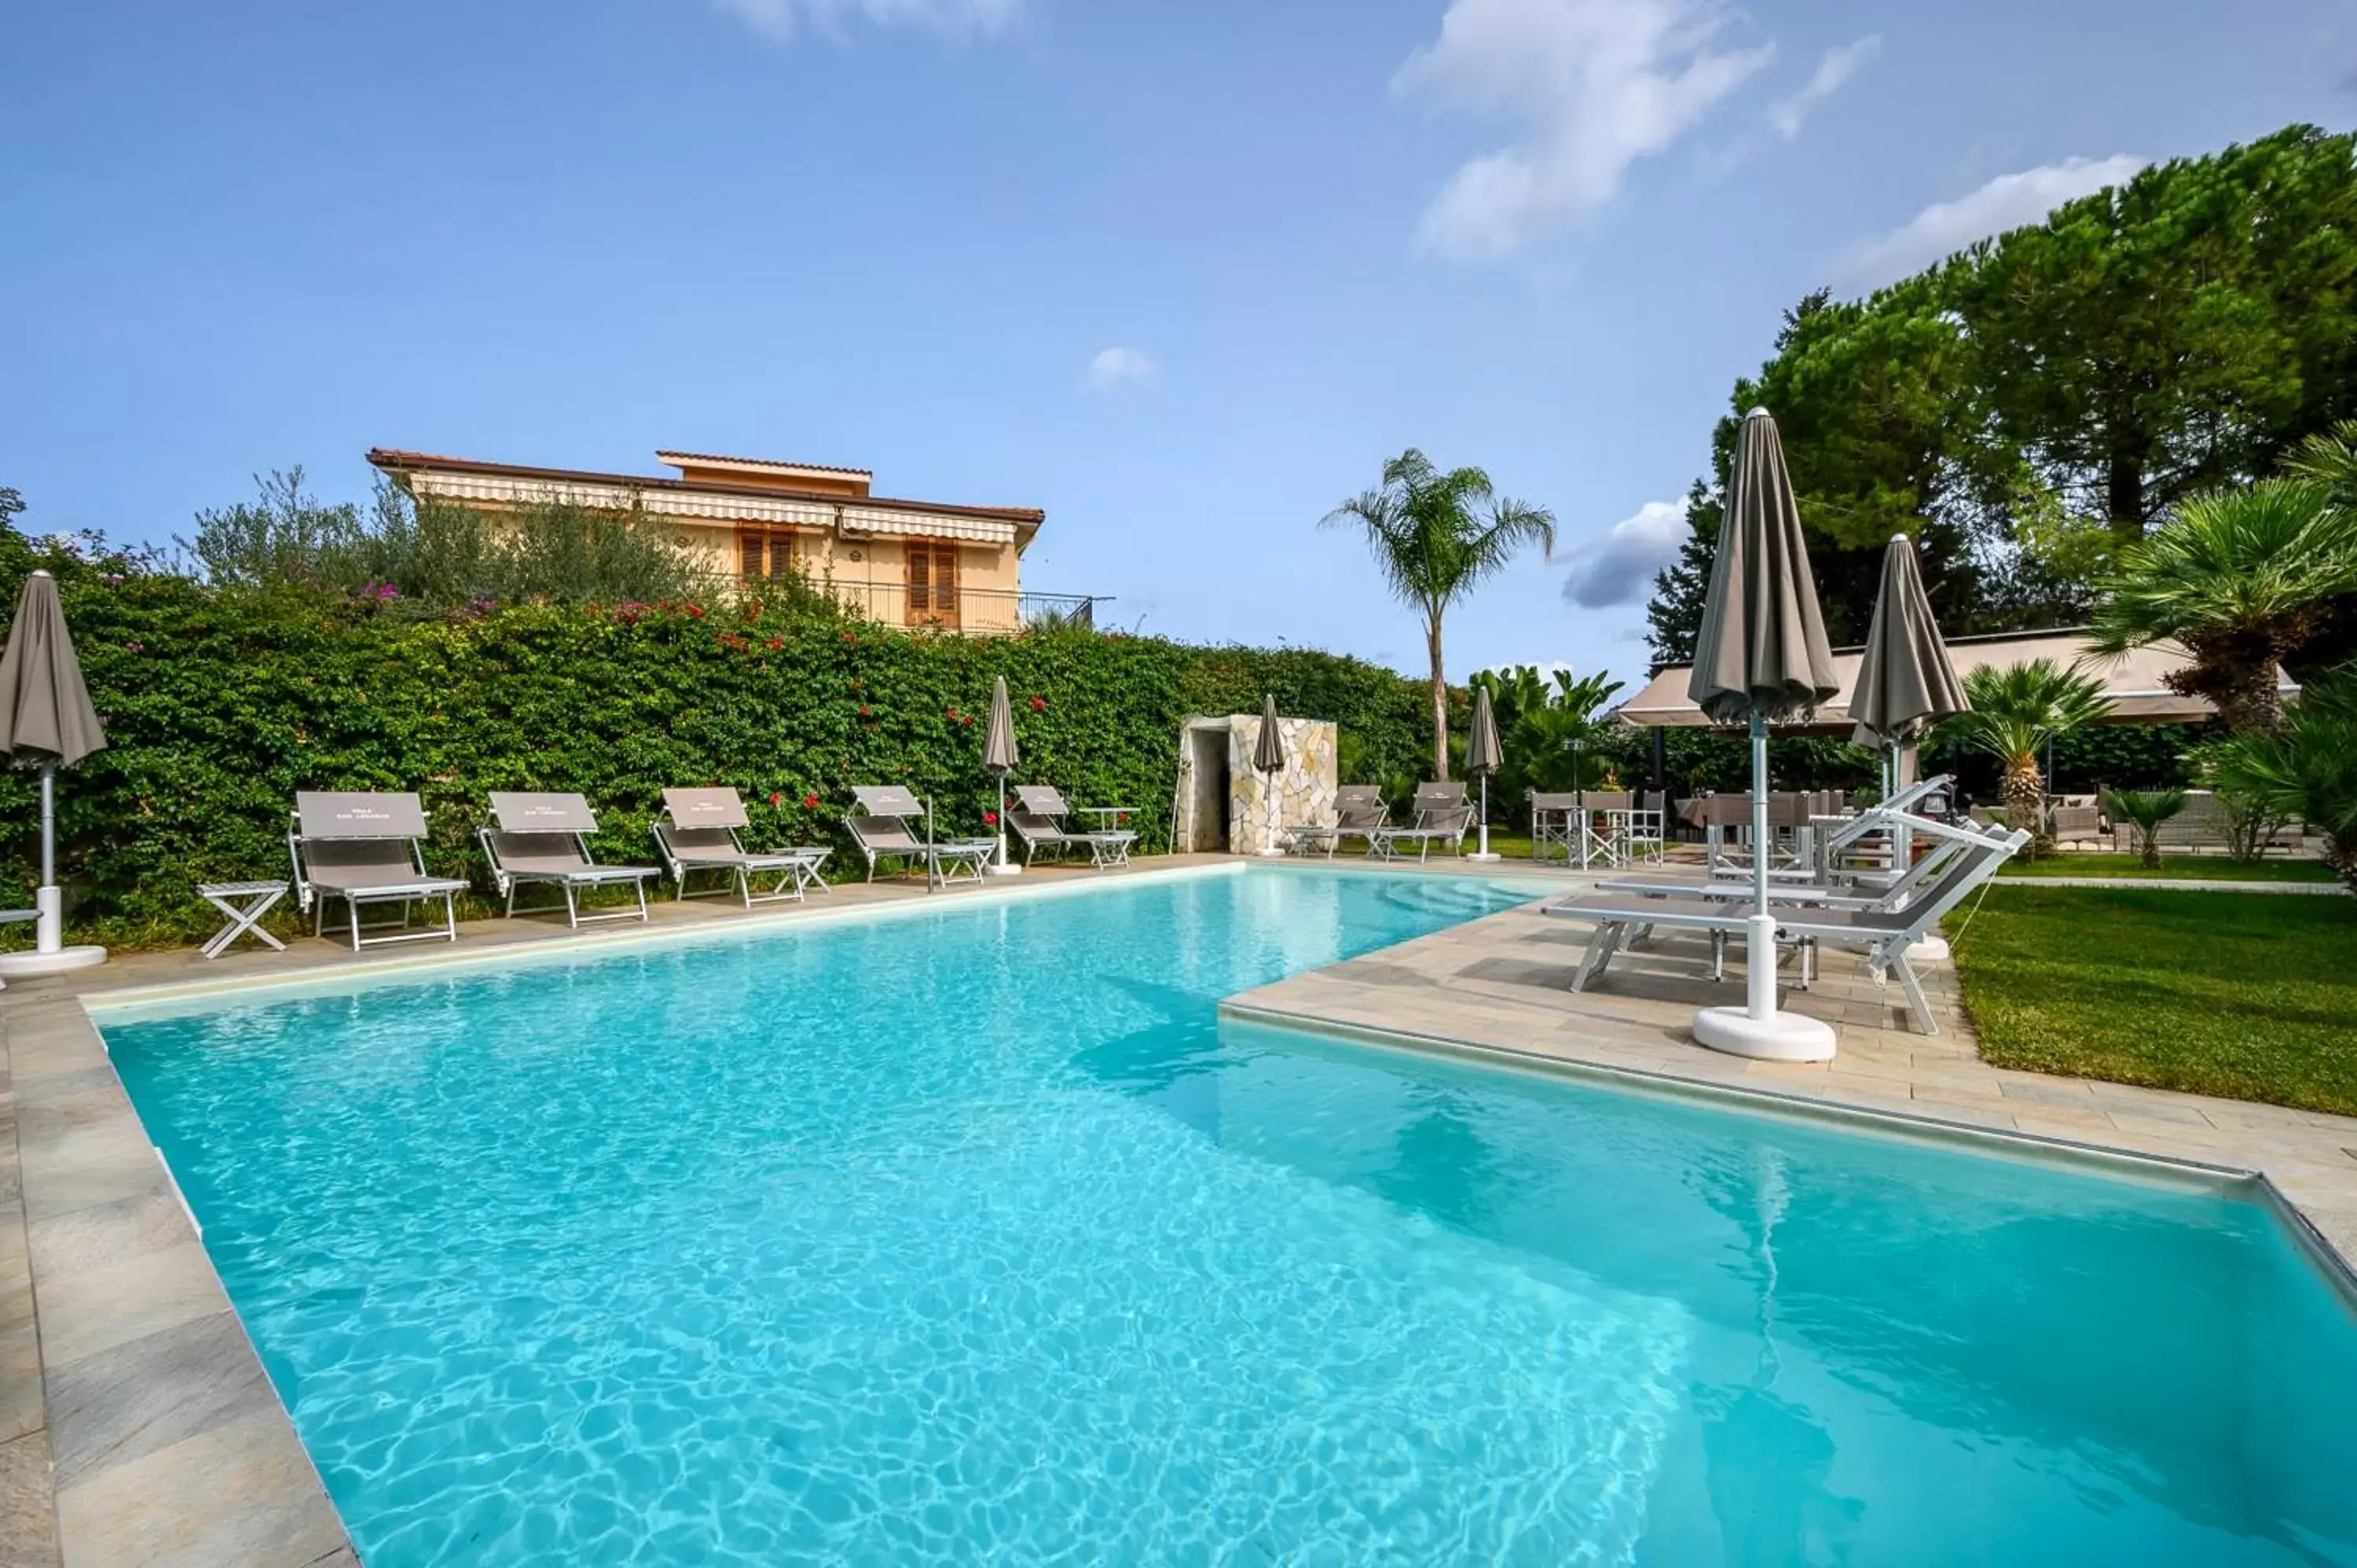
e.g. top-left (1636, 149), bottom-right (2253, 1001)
top-left (1617, 628), bottom-right (2298, 732)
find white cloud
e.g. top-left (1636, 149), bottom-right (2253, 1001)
top-left (1766, 34), bottom-right (1879, 139)
top-left (1846, 154), bottom-right (2147, 284)
top-left (1083, 346), bottom-right (1157, 393)
top-left (711, 0), bottom-right (1020, 44)
top-left (1393, 0), bottom-right (1772, 260)
top-left (1560, 499), bottom-right (1687, 608)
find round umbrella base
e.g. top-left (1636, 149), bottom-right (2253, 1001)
top-left (1908, 935), bottom-right (1950, 962)
top-left (984, 863), bottom-right (1024, 877)
top-left (1692, 1005), bottom-right (1837, 1062)
top-left (0, 945), bottom-right (108, 979)
top-left (1464, 852), bottom-right (1501, 863)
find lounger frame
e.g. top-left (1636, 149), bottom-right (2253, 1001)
top-left (287, 792), bottom-right (469, 951)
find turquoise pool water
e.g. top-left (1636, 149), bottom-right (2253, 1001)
top-left (102, 866), bottom-right (2357, 1566)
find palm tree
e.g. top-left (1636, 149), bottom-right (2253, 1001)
top-left (1515, 669), bottom-right (1626, 793)
top-left (1323, 451), bottom-right (1556, 779)
top-left (1937, 659), bottom-right (2114, 855)
top-left (2100, 787), bottom-right (2187, 870)
top-left (2205, 672), bottom-right (2357, 892)
top-left (2090, 478), bottom-right (2357, 735)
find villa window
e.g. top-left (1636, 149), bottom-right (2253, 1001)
top-left (736, 526), bottom-right (802, 582)
top-left (905, 540), bottom-right (960, 628)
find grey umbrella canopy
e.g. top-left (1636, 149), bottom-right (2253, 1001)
top-left (0, 571), bottom-right (106, 769)
top-left (0, 570), bottom-right (108, 966)
top-left (1253, 693), bottom-right (1287, 773)
top-left (983, 676), bottom-right (1019, 774)
top-left (1465, 685), bottom-right (1502, 776)
top-left (1849, 533), bottom-right (1967, 748)
top-left (1688, 410), bottom-right (1840, 724)
top-left (1682, 410), bottom-right (1839, 1056)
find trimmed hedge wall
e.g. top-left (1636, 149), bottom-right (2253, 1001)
top-left (0, 533), bottom-right (1442, 947)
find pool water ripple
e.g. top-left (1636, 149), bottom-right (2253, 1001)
top-left (101, 869), bottom-right (2357, 1566)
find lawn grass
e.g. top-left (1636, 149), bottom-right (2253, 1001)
top-left (1948, 885), bottom-right (2357, 1115)
top-left (1999, 852), bottom-right (2341, 883)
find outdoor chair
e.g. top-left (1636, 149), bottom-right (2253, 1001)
top-left (1008, 785), bottom-right (1137, 869)
top-left (653, 787), bottom-right (830, 906)
top-left (288, 791), bottom-right (471, 951)
top-left (1281, 786), bottom-right (1389, 858)
top-left (478, 793), bottom-right (659, 928)
top-left (1543, 819), bottom-right (2031, 1035)
top-left (847, 786), bottom-right (995, 889)
top-left (1528, 791), bottom-right (1581, 862)
top-left (1366, 782), bottom-right (1474, 862)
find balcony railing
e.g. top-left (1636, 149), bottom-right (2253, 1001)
top-left (701, 572), bottom-right (1109, 634)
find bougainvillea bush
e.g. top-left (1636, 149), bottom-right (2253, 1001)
top-left (0, 526), bottom-right (1442, 946)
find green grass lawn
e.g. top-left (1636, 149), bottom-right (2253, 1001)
top-left (1948, 885), bottom-right (2357, 1115)
top-left (1999, 852), bottom-right (2341, 883)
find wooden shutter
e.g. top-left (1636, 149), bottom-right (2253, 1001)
top-left (738, 527), bottom-right (764, 581)
top-left (933, 543), bottom-right (959, 628)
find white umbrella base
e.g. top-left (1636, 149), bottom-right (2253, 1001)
top-left (1464, 852), bottom-right (1501, 863)
top-left (1908, 935), bottom-right (1950, 962)
top-left (0, 944), bottom-right (108, 979)
top-left (1692, 1005), bottom-right (1837, 1062)
top-left (984, 864), bottom-right (1024, 877)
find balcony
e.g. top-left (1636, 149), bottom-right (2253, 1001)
top-left (712, 572), bottom-right (1109, 635)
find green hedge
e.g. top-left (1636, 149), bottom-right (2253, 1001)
top-left (0, 531), bottom-right (1436, 947)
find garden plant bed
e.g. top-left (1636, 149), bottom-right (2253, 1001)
top-left (1950, 885), bottom-right (2357, 1115)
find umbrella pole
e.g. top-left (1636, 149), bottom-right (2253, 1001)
top-left (1747, 713), bottom-right (1774, 1022)
top-left (37, 760), bottom-right (58, 954)
top-left (996, 776), bottom-right (1007, 870)
top-left (1479, 776), bottom-right (1490, 859)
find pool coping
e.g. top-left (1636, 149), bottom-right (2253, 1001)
top-left (2, 854), bottom-right (1553, 1564)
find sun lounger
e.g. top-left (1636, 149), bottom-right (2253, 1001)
top-left (1545, 821), bottom-right (2029, 1035)
top-left (288, 791), bottom-right (471, 951)
top-left (848, 786), bottom-right (995, 889)
top-left (478, 793), bottom-right (659, 928)
top-left (1366, 782), bottom-right (1474, 862)
top-left (1596, 819), bottom-right (2003, 919)
top-left (1282, 786), bottom-right (1390, 858)
top-left (653, 788), bottom-right (830, 906)
top-left (1007, 785), bottom-right (1136, 868)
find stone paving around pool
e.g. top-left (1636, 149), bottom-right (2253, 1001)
top-left (1, 850), bottom-right (2352, 1565)
top-left (1223, 898), bottom-right (2357, 1295)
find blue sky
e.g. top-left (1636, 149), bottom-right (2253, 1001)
top-left (4, 0), bottom-right (2351, 692)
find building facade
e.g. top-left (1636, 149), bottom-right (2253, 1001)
top-left (367, 448), bottom-right (1060, 633)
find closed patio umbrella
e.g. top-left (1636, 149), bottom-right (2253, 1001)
top-left (1850, 532), bottom-right (1967, 954)
top-left (1253, 694), bottom-right (1287, 855)
top-left (1465, 683), bottom-right (1502, 861)
top-left (0, 570), bottom-right (109, 973)
top-left (1686, 409), bottom-right (1839, 1060)
top-left (1849, 532), bottom-right (1967, 779)
top-left (983, 676), bottom-right (1019, 873)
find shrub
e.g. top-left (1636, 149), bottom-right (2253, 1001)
top-left (2205, 671), bottom-right (2357, 890)
top-left (2100, 787), bottom-right (2187, 869)
top-left (0, 528), bottom-right (1439, 946)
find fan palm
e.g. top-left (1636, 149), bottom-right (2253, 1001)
top-left (2100, 787), bottom-right (2187, 870)
top-left (1936, 659), bottom-right (2114, 854)
top-left (2205, 672), bottom-right (2357, 892)
top-left (2090, 478), bottom-right (2357, 735)
top-left (1323, 451), bottom-right (1556, 779)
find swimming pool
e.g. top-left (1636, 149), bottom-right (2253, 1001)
top-left (100, 866), bottom-right (2357, 1566)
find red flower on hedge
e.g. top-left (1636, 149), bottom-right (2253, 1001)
top-left (946, 706), bottom-right (959, 719)
top-left (764, 636), bottom-right (783, 651)
top-left (858, 704), bottom-right (871, 716)
top-left (803, 792), bottom-right (820, 809)
top-left (768, 792), bottom-right (783, 807)
top-left (842, 632), bottom-right (858, 643)
top-left (1028, 695), bottom-right (1046, 712)
top-left (1118, 812), bottom-right (1131, 824)
top-left (984, 811), bottom-right (999, 826)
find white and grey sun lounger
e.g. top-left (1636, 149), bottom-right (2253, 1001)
top-left (1596, 815), bottom-right (2000, 910)
top-left (653, 788), bottom-right (830, 906)
top-left (1283, 785), bottom-right (1391, 858)
top-left (478, 793), bottom-right (659, 928)
top-left (1008, 785), bottom-right (1137, 869)
top-left (288, 791), bottom-right (471, 951)
top-left (1366, 782), bottom-right (1475, 862)
top-left (1543, 821), bottom-right (2028, 1035)
top-left (848, 786), bottom-right (995, 890)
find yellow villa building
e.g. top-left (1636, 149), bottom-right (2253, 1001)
top-left (367, 447), bottom-right (1069, 633)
